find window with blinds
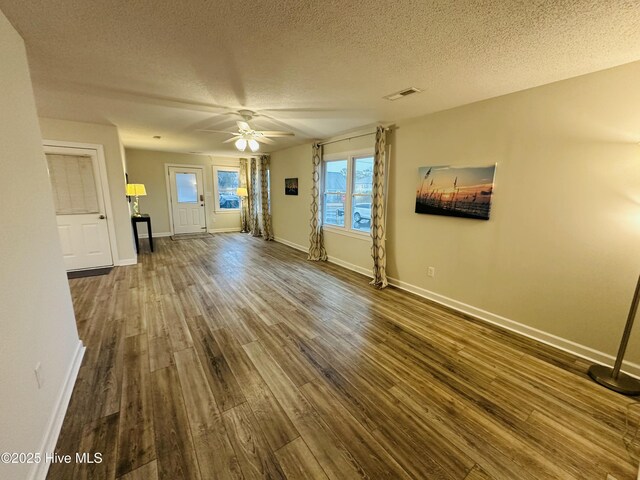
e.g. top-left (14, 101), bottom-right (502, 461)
top-left (46, 154), bottom-right (100, 215)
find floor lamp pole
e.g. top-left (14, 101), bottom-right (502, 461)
top-left (588, 274), bottom-right (640, 395)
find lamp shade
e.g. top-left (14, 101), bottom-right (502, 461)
top-left (248, 139), bottom-right (259, 152)
top-left (236, 187), bottom-right (248, 197)
top-left (235, 138), bottom-right (247, 151)
top-left (126, 184), bottom-right (147, 196)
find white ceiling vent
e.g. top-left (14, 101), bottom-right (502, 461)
top-left (384, 87), bottom-right (422, 101)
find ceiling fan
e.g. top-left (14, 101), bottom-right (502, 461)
top-left (198, 110), bottom-right (294, 152)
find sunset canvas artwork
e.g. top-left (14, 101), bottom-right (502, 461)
top-left (415, 165), bottom-right (496, 220)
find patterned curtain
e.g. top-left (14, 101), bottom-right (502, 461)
top-left (370, 126), bottom-right (388, 288)
top-left (260, 155), bottom-right (274, 240)
top-left (308, 143), bottom-right (327, 261)
top-left (239, 158), bottom-right (250, 233)
top-left (250, 158), bottom-right (261, 237)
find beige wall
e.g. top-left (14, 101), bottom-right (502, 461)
top-left (125, 148), bottom-right (243, 235)
top-left (271, 61), bottom-right (640, 366)
top-left (39, 117), bottom-right (136, 263)
top-left (271, 143), bottom-right (313, 248)
top-left (0, 11), bottom-right (81, 480)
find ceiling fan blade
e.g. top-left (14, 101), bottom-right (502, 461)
top-left (197, 129), bottom-right (241, 135)
top-left (237, 121), bottom-right (251, 131)
top-left (256, 131), bottom-right (295, 137)
top-left (255, 136), bottom-right (275, 145)
top-left (222, 137), bottom-right (238, 143)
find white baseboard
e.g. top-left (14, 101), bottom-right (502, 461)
top-left (273, 236), bottom-right (640, 379)
top-left (386, 276), bottom-right (640, 379)
top-left (116, 258), bottom-right (137, 266)
top-left (326, 255), bottom-right (373, 278)
top-left (274, 236), bottom-right (373, 278)
top-left (30, 340), bottom-right (85, 480)
top-left (138, 232), bottom-right (172, 239)
top-left (209, 227), bottom-right (242, 233)
top-left (274, 237), bottom-right (307, 253)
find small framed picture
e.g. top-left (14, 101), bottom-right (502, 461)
top-left (285, 178), bottom-right (298, 196)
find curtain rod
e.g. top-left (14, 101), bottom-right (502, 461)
top-left (317, 126), bottom-right (395, 147)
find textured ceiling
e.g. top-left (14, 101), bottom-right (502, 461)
top-left (2, 0), bottom-right (640, 155)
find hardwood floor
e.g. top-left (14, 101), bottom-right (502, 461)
top-left (48, 233), bottom-right (638, 479)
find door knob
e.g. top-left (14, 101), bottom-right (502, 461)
top-left (99, 215), bottom-right (106, 219)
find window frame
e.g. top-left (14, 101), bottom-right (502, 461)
top-left (322, 156), bottom-right (348, 230)
top-left (174, 171), bottom-right (200, 204)
top-left (212, 165), bottom-right (241, 213)
top-left (322, 149), bottom-right (374, 237)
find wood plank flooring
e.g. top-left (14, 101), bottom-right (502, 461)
top-left (48, 233), bottom-right (639, 479)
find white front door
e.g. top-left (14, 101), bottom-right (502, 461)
top-left (169, 167), bottom-right (206, 234)
top-left (44, 147), bottom-right (113, 271)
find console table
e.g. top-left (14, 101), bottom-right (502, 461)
top-left (131, 214), bottom-right (153, 253)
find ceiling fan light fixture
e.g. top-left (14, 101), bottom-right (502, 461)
top-left (203, 111), bottom-right (293, 150)
top-left (235, 138), bottom-right (247, 151)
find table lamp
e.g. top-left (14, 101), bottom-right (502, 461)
top-left (126, 183), bottom-right (147, 217)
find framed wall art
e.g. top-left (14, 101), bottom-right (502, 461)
top-left (415, 165), bottom-right (496, 220)
top-left (285, 177), bottom-right (298, 195)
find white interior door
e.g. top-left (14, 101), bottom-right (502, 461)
top-left (169, 167), bottom-right (206, 234)
top-left (45, 147), bottom-right (113, 271)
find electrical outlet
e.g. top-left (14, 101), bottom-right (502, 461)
top-left (34, 362), bottom-right (44, 389)
top-left (427, 266), bottom-right (435, 278)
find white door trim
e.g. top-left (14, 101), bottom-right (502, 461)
top-left (43, 139), bottom-right (120, 266)
top-left (164, 163), bottom-right (208, 235)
